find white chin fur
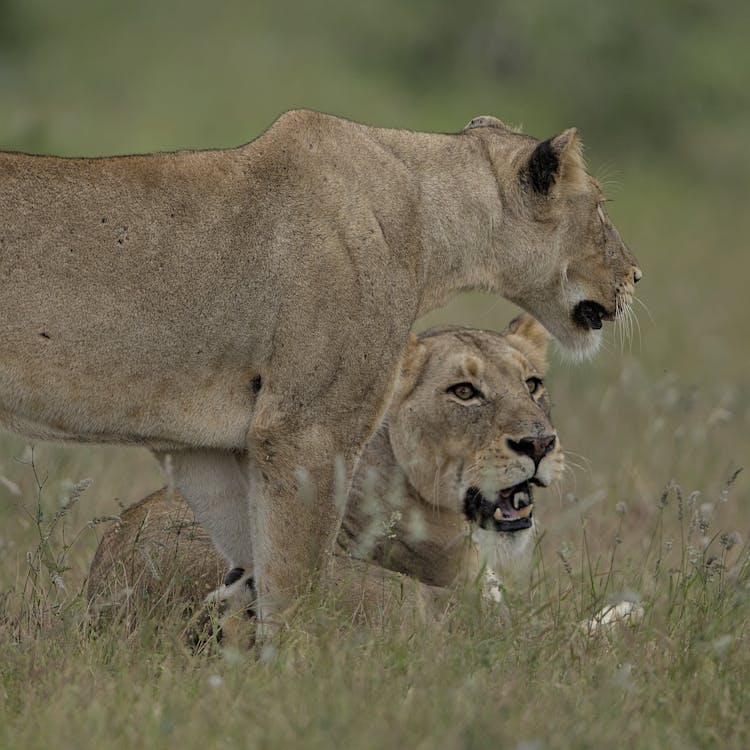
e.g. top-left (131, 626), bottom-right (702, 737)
top-left (553, 328), bottom-right (603, 363)
top-left (472, 524), bottom-right (535, 575)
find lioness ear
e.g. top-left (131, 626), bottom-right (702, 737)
top-left (524, 128), bottom-right (586, 196)
top-left (395, 335), bottom-right (428, 396)
top-left (463, 115), bottom-right (508, 132)
top-left (503, 313), bottom-right (550, 373)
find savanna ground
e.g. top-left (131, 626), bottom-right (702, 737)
top-left (1, 2), bottom-right (749, 747)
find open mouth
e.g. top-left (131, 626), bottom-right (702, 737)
top-left (463, 482), bottom-right (534, 533)
top-left (573, 300), bottom-right (614, 331)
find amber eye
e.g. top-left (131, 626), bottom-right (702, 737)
top-left (526, 377), bottom-right (543, 395)
top-left (448, 382), bottom-right (481, 401)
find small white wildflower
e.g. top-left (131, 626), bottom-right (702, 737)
top-left (720, 531), bottom-right (742, 551)
top-left (333, 455), bottom-right (348, 513)
top-left (207, 675), bottom-right (224, 688)
top-left (710, 634), bottom-right (733, 656)
top-left (406, 508), bottom-right (427, 543)
top-left (259, 644), bottom-right (277, 663)
top-left (615, 501), bottom-right (627, 515)
top-left (699, 503), bottom-right (714, 533)
top-left (612, 662), bottom-right (639, 695)
top-left (588, 600), bottom-right (644, 630)
top-left (687, 490), bottom-right (700, 510)
top-left (380, 510), bottom-right (402, 540)
top-left (50, 571), bottom-right (66, 591)
top-left (162, 453), bottom-right (174, 491)
top-left (221, 646), bottom-right (245, 666)
top-left (294, 468), bottom-right (315, 505)
top-left (707, 407), bottom-right (732, 427)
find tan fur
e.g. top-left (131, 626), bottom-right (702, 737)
top-left (86, 486), bottom-right (450, 632)
top-left (2, 110), bottom-right (636, 621)
top-left (88, 317), bottom-right (561, 619)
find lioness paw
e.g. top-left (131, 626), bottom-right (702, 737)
top-left (206, 566), bottom-right (257, 619)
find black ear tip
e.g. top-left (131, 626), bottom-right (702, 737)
top-left (527, 139), bottom-right (560, 195)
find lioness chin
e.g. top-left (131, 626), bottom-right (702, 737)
top-left (1, 110), bottom-right (638, 626)
top-left (87, 315), bottom-right (562, 626)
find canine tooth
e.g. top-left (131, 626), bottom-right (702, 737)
top-left (493, 507), bottom-right (503, 522)
top-left (517, 504), bottom-right (533, 519)
top-left (512, 492), bottom-right (529, 510)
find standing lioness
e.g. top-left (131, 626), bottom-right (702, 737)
top-left (0, 110), bottom-right (639, 627)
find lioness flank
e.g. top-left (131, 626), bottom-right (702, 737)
top-left (1, 110), bottom-right (639, 629)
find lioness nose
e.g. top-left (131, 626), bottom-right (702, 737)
top-left (507, 435), bottom-right (557, 465)
top-left (633, 266), bottom-right (643, 284)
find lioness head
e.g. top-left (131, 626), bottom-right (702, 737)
top-left (389, 313), bottom-right (563, 538)
top-left (464, 116), bottom-right (642, 360)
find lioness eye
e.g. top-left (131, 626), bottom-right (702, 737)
top-left (448, 382), bottom-right (481, 401)
top-left (526, 377), bottom-right (543, 395)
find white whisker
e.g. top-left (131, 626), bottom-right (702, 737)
top-left (633, 294), bottom-right (654, 323)
top-left (562, 450), bottom-right (592, 473)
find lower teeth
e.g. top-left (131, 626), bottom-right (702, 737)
top-left (493, 504), bottom-right (533, 522)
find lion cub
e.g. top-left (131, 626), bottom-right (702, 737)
top-left (87, 314), bottom-right (562, 620)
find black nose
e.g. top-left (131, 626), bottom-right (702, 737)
top-left (633, 267), bottom-right (643, 284)
top-left (507, 435), bottom-right (557, 465)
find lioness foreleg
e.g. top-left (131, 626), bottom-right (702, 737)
top-left (246, 389), bottom-right (397, 633)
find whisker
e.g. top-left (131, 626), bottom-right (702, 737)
top-left (633, 312), bottom-right (643, 352)
top-left (632, 306), bottom-right (643, 352)
top-left (561, 459), bottom-right (588, 475)
top-left (562, 450), bottom-right (592, 472)
top-left (599, 335), bottom-right (614, 355)
top-left (622, 306), bottom-right (631, 353)
top-left (633, 294), bottom-right (654, 323)
top-left (558, 465), bottom-right (578, 494)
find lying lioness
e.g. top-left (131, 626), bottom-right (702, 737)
top-left (88, 314), bottom-right (562, 620)
top-left (2, 110), bottom-right (639, 627)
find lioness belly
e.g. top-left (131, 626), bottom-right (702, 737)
top-left (0, 151), bottom-right (278, 448)
top-left (0, 359), bottom-right (256, 449)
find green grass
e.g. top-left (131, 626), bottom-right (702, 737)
top-left (0, 467), bottom-right (747, 749)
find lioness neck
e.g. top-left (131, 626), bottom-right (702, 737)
top-left (259, 110), bottom-right (522, 318)
top-left (340, 423), bottom-right (473, 588)
top-left (368, 126), bottom-right (511, 316)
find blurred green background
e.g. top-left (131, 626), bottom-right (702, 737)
top-left (0, 0), bottom-right (748, 568)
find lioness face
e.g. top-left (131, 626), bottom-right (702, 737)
top-left (389, 314), bottom-right (563, 535)
top-left (521, 172), bottom-right (642, 361)
top-left (465, 119), bottom-right (642, 360)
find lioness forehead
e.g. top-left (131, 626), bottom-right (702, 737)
top-left (423, 332), bottom-right (535, 381)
